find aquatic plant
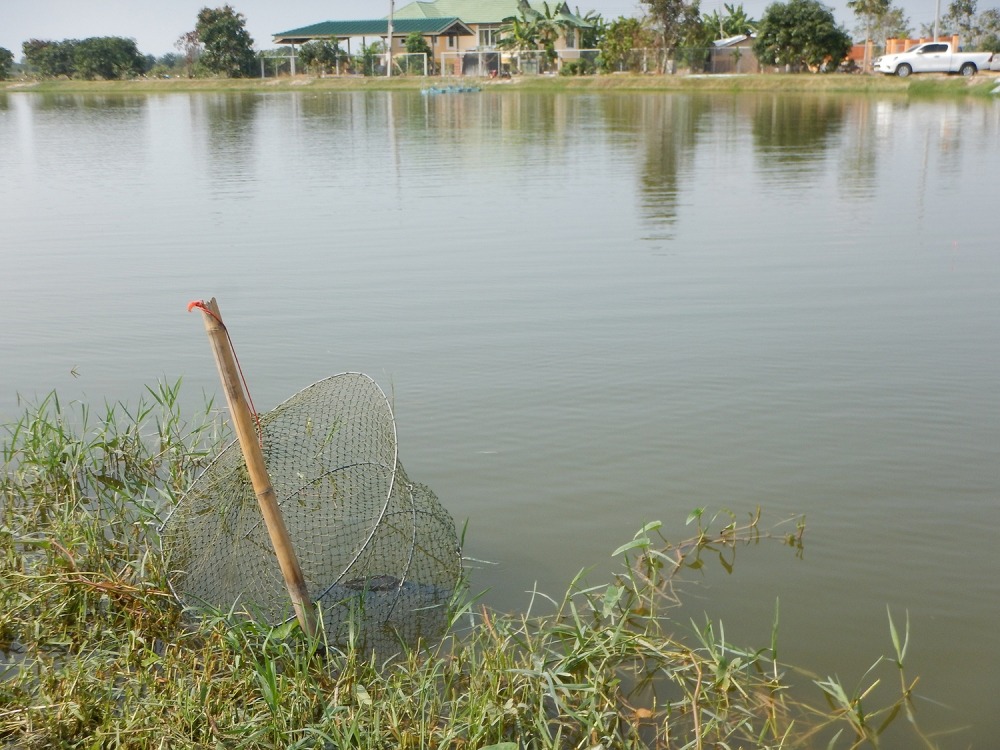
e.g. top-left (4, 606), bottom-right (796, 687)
top-left (0, 386), bottom-right (944, 748)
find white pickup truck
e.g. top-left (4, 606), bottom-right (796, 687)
top-left (873, 42), bottom-right (994, 77)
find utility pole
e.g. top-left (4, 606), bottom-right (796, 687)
top-left (387, 0), bottom-right (394, 77)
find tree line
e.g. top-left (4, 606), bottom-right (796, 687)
top-left (2, 0), bottom-right (999, 81)
top-left (619, 0), bottom-right (999, 73)
top-left (1, 5), bottom-right (257, 81)
top-left (290, 0), bottom-right (1000, 78)
top-left (15, 37), bottom-right (149, 79)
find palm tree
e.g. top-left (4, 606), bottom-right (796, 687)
top-left (533, 2), bottom-right (569, 62)
top-left (704, 3), bottom-right (756, 38)
top-left (498, 15), bottom-right (540, 54)
top-left (579, 10), bottom-right (607, 48)
top-left (848, 0), bottom-right (891, 68)
top-left (500, 2), bottom-right (573, 70)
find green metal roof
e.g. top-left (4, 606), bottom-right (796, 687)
top-left (273, 17), bottom-right (473, 44)
top-left (393, 0), bottom-right (590, 26)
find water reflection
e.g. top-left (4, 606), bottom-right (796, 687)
top-left (634, 95), bottom-right (711, 237)
top-left (29, 93), bottom-right (148, 112)
top-left (836, 99), bottom-right (879, 198)
top-left (867, 98), bottom-right (995, 223)
top-left (4, 93), bottom-right (149, 198)
top-left (190, 94), bottom-right (260, 198)
top-left (2, 89), bottom-right (1000, 747)
top-left (751, 95), bottom-right (845, 179)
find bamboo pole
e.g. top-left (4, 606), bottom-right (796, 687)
top-left (193, 297), bottom-right (318, 638)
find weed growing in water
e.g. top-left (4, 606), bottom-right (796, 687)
top-left (0, 386), bottom-right (948, 748)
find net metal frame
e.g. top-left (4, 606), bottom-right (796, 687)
top-left (159, 372), bottom-right (461, 652)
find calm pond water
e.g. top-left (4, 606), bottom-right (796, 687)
top-left (2, 88), bottom-right (999, 745)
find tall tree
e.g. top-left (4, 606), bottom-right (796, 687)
top-left (497, 14), bottom-right (540, 54)
top-left (848, 0), bottom-right (889, 43)
top-left (533, 2), bottom-right (571, 62)
top-left (73, 37), bottom-right (145, 79)
top-left (753, 0), bottom-right (852, 71)
top-left (931, 0), bottom-right (1000, 48)
top-left (579, 10), bottom-right (607, 48)
top-left (499, 2), bottom-right (570, 65)
top-left (0, 47), bottom-right (13, 80)
top-left (175, 30), bottom-right (203, 76)
top-left (847, 0), bottom-right (889, 68)
top-left (22, 39), bottom-right (76, 77)
top-left (703, 3), bottom-right (757, 37)
top-left (943, 0), bottom-right (977, 41)
top-left (978, 7), bottom-right (1000, 50)
top-left (869, 5), bottom-right (911, 45)
top-left (192, 5), bottom-right (256, 77)
top-left (599, 16), bottom-right (656, 71)
top-left (643, 0), bottom-right (703, 56)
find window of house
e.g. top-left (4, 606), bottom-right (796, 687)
top-left (447, 35), bottom-right (456, 48)
top-left (478, 25), bottom-right (499, 48)
top-left (565, 28), bottom-right (576, 48)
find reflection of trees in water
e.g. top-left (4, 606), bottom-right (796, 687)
top-left (15, 94), bottom-right (148, 179)
top-left (193, 93), bottom-right (260, 197)
top-left (197, 93), bottom-right (259, 145)
top-left (33, 93), bottom-right (146, 112)
top-left (615, 95), bottom-right (711, 238)
top-left (419, 91), bottom-right (564, 145)
top-left (864, 99), bottom-right (981, 218)
top-left (751, 95), bottom-right (845, 181)
top-left (836, 98), bottom-right (879, 200)
top-left (398, 92), bottom-right (586, 169)
top-left (284, 91), bottom-right (606, 176)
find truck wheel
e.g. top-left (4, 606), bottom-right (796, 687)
top-left (960, 62), bottom-right (977, 76)
top-left (896, 63), bottom-right (912, 77)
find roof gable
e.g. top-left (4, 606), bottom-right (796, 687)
top-left (393, 0), bottom-right (589, 26)
top-left (713, 33), bottom-right (755, 47)
top-left (273, 17), bottom-right (474, 44)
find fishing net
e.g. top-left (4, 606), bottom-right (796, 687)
top-left (160, 372), bottom-right (461, 653)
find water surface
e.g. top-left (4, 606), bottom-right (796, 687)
top-left (1, 88), bottom-right (998, 746)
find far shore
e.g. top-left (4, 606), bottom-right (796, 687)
top-left (3, 70), bottom-right (1000, 96)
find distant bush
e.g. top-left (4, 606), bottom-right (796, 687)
top-left (0, 47), bottom-right (13, 80)
top-left (21, 37), bottom-right (146, 79)
top-left (560, 58), bottom-right (597, 75)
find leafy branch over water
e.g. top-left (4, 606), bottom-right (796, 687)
top-left (0, 385), bottom-right (948, 748)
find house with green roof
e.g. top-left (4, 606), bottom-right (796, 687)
top-left (393, 0), bottom-right (590, 52)
top-left (273, 0), bottom-right (592, 75)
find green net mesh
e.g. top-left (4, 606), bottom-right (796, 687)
top-left (159, 372), bottom-right (461, 653)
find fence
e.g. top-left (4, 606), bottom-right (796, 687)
top-left (389, 52), bottom-right (428, 76)
top-left (601, 48), bottom-right (666, 74)
top-left (439, 49), bottom-right (603, 77)
top-left (267, 45), bottom-right (763, 79)
top-left (439, 51), bottom-right (501, 77)
top-left (259, 54), bottom-right (294, 77)
top-left (605, 47), bottom-right (760, 75)
top-left (439, 48), bottom-right (688, 76)
top-left (260, 52), bottom-right (429, 77)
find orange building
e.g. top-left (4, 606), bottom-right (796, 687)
top-left (885, 35), bottom-right (961, 54)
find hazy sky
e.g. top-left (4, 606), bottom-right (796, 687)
top-left (2, 0), bottom-right (941, 58)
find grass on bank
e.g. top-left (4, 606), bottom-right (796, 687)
top-left (1, 384), bottom-right (946, 748)
top-left (2, 70), bottom-right (999, 97)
